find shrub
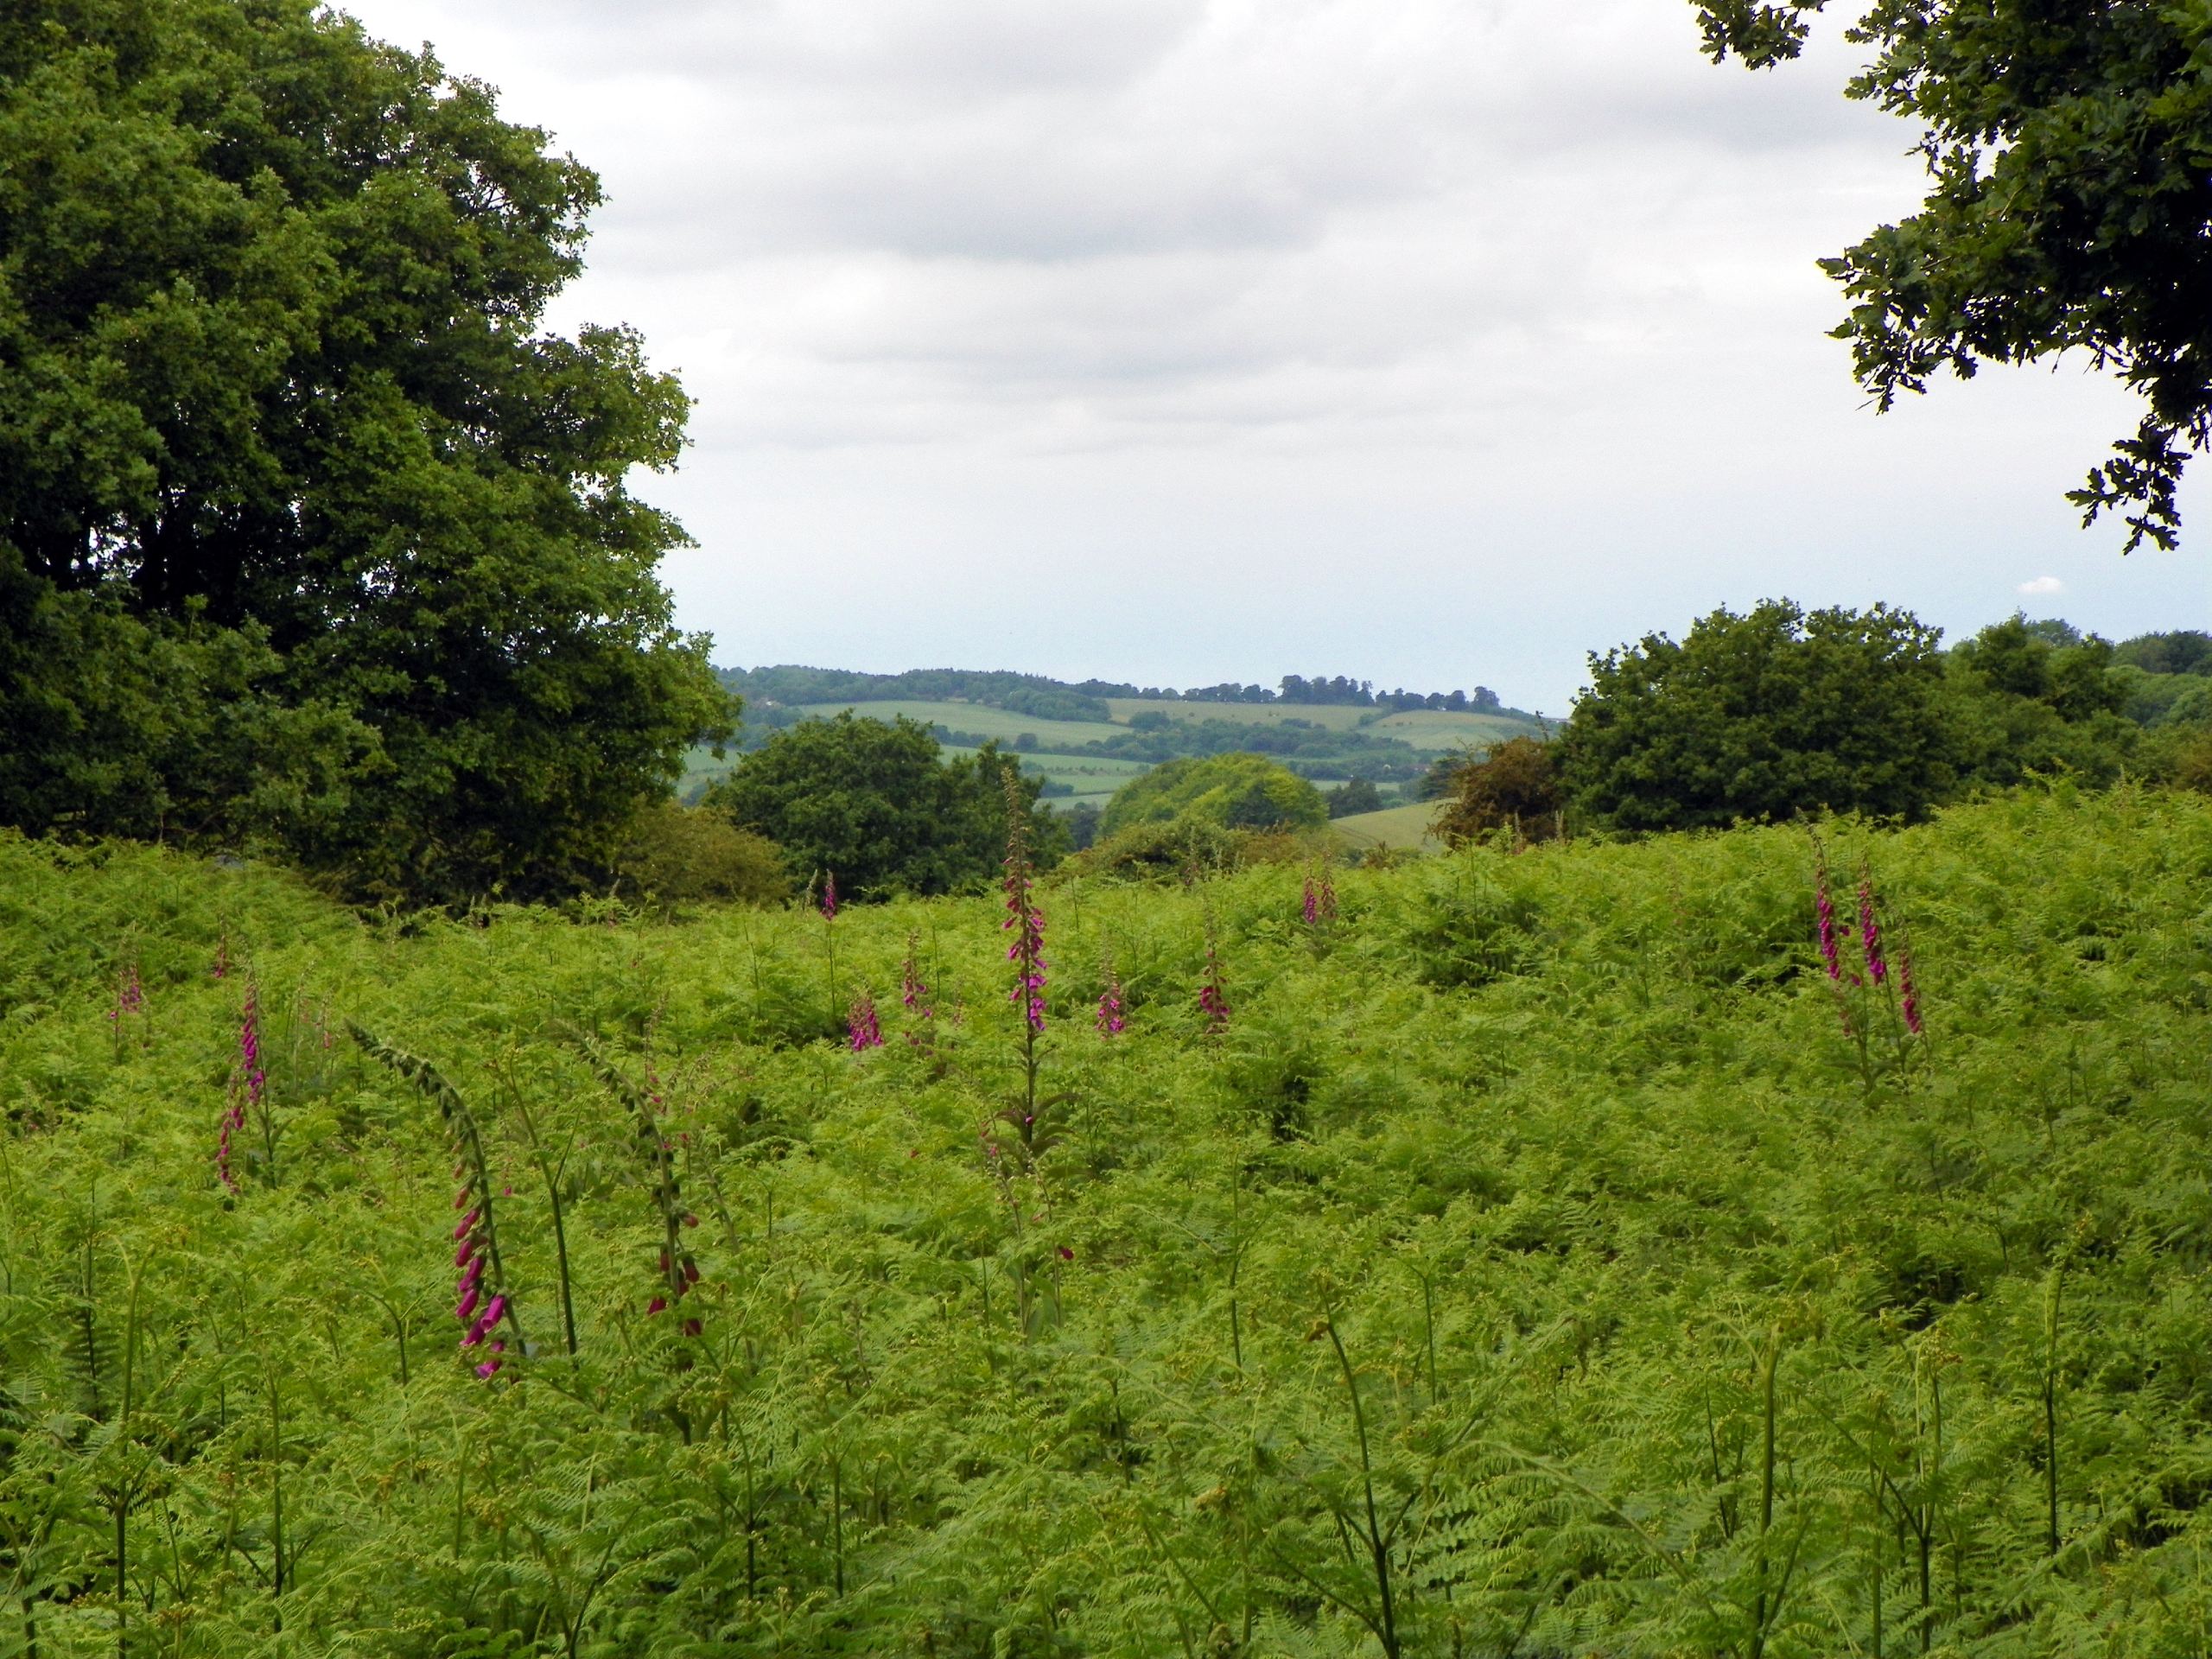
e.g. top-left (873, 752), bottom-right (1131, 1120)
top-left (1099, 753), bottom-right (1327, 837)
top-left (704, 713), bottom-right (1062, 899)
top-left (1433, 737), bottom-right (1561, 845)
top-left (613, 799), bottom-right (788, 909)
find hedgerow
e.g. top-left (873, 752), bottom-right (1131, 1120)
top-left (4, 785), bottom-right (2211, 1656)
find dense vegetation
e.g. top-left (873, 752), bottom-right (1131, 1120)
top-left (1554, 605), bottom-right (2200, 833)
top-left (6, 786), bottom-right (2212, 1656)
top-left (1096, 753), bottom-right (1328, 839)
top-left (0, 0), bottom-right (728, 905)
top-left (701, 715), bottom-right (1060, 900)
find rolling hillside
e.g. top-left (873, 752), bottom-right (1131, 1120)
top-left (686, 674), bottom-right (1547, 806)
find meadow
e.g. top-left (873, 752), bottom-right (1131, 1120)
top-left (1329, 804), bottom-right (1448, 852)
top-left (684, 696), bottom-right (1541, 805)
top-left (4, 785), bottom-right (2210, 1657)
top-left (940, 748), bottom-right (1154, 806)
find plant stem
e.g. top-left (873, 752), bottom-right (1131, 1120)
top-left (2044, 1268), bottom-right (2063, 1559)
top-left (1750, 1332), bottom-right (1779, 1659)
top-left (1322, 1320), bottom-right (1399, 1659)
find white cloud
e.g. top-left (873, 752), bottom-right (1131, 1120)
top-left (335, 0), bottom-right (2207, 707)
top-left (2018, 576), bottom-right (2067, 596)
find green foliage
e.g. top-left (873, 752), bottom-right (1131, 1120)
top-left (1559, 600), bottom-right (1955, 830)
top-left (721, 666), bottom-right (1116, 722)
top-left (0, 0), bottom-right (729, 902)
top-left (1432, 737), bottom-right (1560, 846)
top-left (1323, 779), bottom-right (1382, 819)
top-left (1100, 753), bottom-right (1329, 838)
top-left (1691, 0), bottom-right (2212, 547)
top-left (704, 713), bottom-right (1062, 899)
top-left (613, 800), bottom-right (788, 912)
top-left (2113, 630), bottom-right (2212, 678)
top-left (0, 573), bottom-right (377, 849)
top-left (9, 787), bottom-right (2212, 1654)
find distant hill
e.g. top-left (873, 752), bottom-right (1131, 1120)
top-left (696, 664), bottom-right (1546, 804)
top-left (716, 664), bottom-right (1536, 722)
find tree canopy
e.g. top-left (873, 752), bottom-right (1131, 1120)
top-left (1099, 753), bottom-right (1328, 838)
top-left (1557, 601), bottom-right (1956, 830)
top-left (0, 0), bottom-right (728, 900)
top-left (703, 714), bottom-right (1061, 899)
top-left (1694, 0), bottom-right (2212, 549)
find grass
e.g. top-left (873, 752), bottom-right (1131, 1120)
top-left (1364, 708), bottom-right (1548, 745)
top-left (1101, 700), bottom-right (1541, 747)
top-left (942, 747), bottom-right (1153, 804)
top-left (8, 785), bottom-right (2212, 1656)
top-left (795, 699), bottom-right (1115, 748)
top-left (1330, 800), bottom-right (1442, 850)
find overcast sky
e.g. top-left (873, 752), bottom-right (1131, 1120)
top-left (341, 0), bottom-right (2204, 713)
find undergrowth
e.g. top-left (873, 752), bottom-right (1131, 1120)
top-left (4, 785), bottom-right (2212, 1656)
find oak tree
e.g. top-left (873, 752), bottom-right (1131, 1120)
top-left (1695, 0), bottom-right (2212, 549)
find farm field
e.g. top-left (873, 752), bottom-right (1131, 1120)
top-left (942, 747), bottom-right (1152, 804)
top-left (1329, 799), bottom-right (1442, 849)
top-left (794, 699), bottom-right (1112, 748)
top-left (7, 788), bottom-right (2212, 1655)
top-left (1102, 701), bottom-right (1540, 749)
top-left (1365, 708), bottom-right (1547, 746)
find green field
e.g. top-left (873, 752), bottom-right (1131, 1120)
top-left (8, 790), bottom-right (2212, 1653)
top-left (1101, 700), bottom-right (1537, 749)
top-left (1365, 708), bottom-right (1545, 746)
top-left (943, 747), bottom-right (1151, 804)
top-left (1329, 799), bottom-right (1443, 849)
top-left (795, 699), bottom-right (1113, 749)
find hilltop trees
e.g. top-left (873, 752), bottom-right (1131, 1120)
top-left (0, 0), bottom-right (727, 900)
top-left (1694, 0), bottom-right (2212, 549)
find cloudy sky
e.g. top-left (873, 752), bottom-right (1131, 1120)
top-left (342, 0), bottom-right (2203, 713)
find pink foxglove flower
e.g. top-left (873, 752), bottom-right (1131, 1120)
top-left (1002, 798), bottom-right (1046, 1032)
top-left (1857, 861), bottom-right (1888, 985)
top-left (1814, 846), bottom-right (1843, 982)
top-left (1096, 963), bottom-right (1125, 1037)
top-left (849, 991), bottom-right (884, 1051)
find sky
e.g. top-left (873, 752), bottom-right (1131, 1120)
top-left (339, 0), bottom-right (2207, 715)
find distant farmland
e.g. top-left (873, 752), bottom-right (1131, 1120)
top-left (684, 692), bottom-right (1541, 806)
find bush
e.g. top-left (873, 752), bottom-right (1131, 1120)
top-left (613, 799), bottom-right (788, 909)
top-left (1324, 778), bottom-right (1383, 818)
top-left (1074, 818), bottom-right (1319, 880)
top-left (704, 713), bottom-right (1062, 899)
top-left (1099, 753), bottom-right (1327, 837)
top-left (1433, 738), bottom-right (1561, 846)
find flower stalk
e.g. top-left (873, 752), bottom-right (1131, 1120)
top-left (350, 1024), bottom-right (525, 1376)
top-left (1002, 771), bottom-right (1046, 1120)
top-left (849, 990), bottom-right (884, 1052)
top-left (1096, 953), bottom-right (1125, 1037)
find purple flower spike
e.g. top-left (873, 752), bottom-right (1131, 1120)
top-left (1095, 964), bottom-right (1125, 1037)
top-left (1857, 865), bottom-right (1888, 985)
top-left (849, 990), bottom-right (884, 1051)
